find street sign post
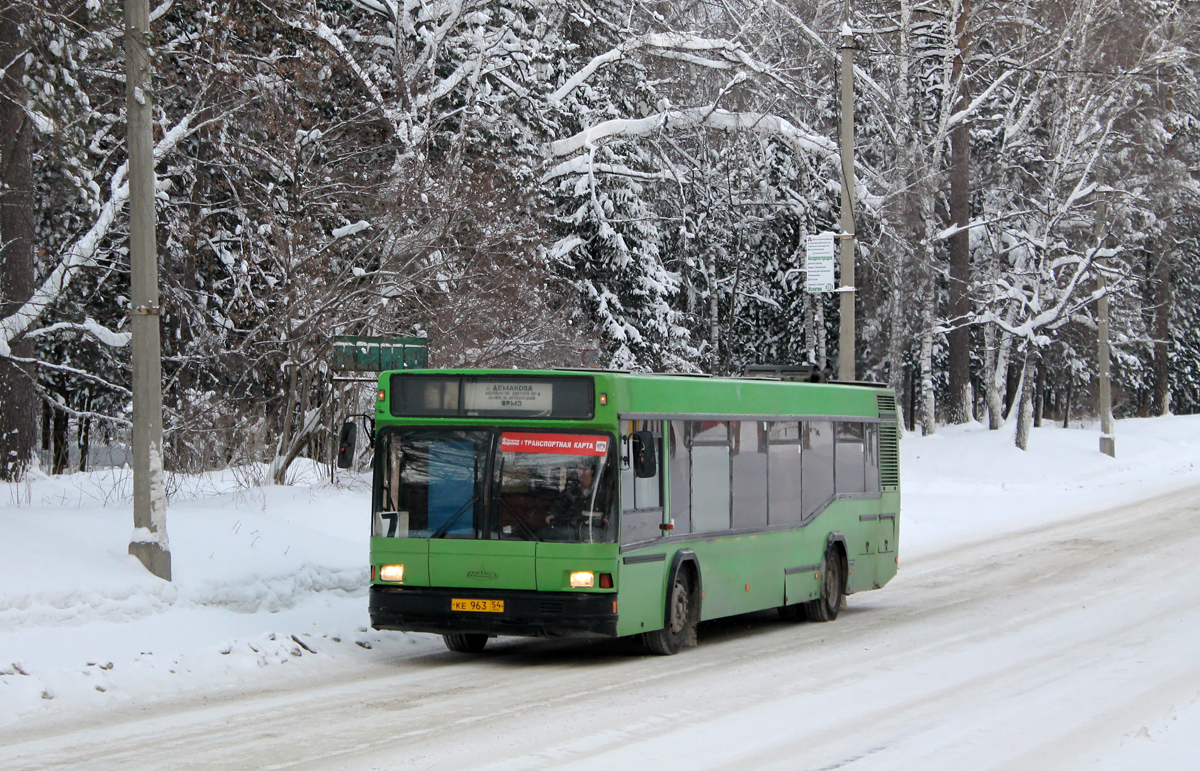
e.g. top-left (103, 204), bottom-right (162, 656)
top-left (332, 336), bottom-right (428, 374)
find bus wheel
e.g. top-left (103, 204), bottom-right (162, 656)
top-left (644, 570), bottom-right (695, 655)
top-left (805, 547), bottom-right (845, 623)
top-left (443, 633), bottom-right (488, 653)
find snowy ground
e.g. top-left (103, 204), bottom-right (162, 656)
top-left (2, 416), bottom-right (1199, 768)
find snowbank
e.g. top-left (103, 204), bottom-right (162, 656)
top-left (0, 462), bottom-right (442, 724)
top-left (901, 415), bottom-right (1200, 557)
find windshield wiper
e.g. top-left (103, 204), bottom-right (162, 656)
top-left (430, 494), bottom-right (479, 539)
top-left (496, 498), bottom-right (541, 542)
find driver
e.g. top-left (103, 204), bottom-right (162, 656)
top-left (545, 460), bottom-right (607, 529)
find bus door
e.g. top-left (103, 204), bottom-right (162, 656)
top-left (615, 420), bottom-right (668, 636)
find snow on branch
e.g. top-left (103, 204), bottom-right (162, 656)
top-left (78, 0), bottom-right (175, 54)
top-left (25, 319), bottom-right (131, 348)
top-left (542, 157), bottom-right (681, 183)
top-left (944, 66), bottom-right (1021, 132)
top-left (551, 34), bottom-right (768, 103)
top-left (306, 21), bottom-right (405, 140)
top-left (0, 112), bottom-right (197, 357)
top-left (549, 106), bottom-right (838, 161)
top-left (346, 0), bottom-right (397, 21)
top-left (5, 354), bottom-right (133, 396)
top-left (332, 220), bottom-right (372, 239)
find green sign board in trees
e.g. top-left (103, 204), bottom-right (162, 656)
top-left (332, 336), bottom-right (428, 372)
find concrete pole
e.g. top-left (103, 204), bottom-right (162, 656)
top-left (126, 0), bottom-right (171, 579)
top-left (837, 27), bottom-right (857, 382)
top-left (1096, 202), bottom-right (1115, 458)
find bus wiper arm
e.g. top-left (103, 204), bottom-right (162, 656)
top-left (430, 495), bottom-right (478, 539)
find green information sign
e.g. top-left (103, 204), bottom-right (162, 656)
top-left (332, 336), bottom-right (428, 372)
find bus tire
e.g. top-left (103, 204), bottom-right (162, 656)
top-left (643, 568), bottom-right (696, 655)
top-left (443, 633), bottom-right (488, 653)
top-left (805, 546), bottom-right (845, 623)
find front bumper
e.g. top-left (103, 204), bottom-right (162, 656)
top-left (369, 585), bottom-right (619, 639)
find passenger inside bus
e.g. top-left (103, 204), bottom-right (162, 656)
top-left (545, 461), bottom-right (607, 530)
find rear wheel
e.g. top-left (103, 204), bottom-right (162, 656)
top-left (443, 633), bottom-right (488, 653)
top-left (804, 546), bottom-right (845, 623)
top-left (643, 569), bottom-right (696, 655)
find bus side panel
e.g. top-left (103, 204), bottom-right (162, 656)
top-left (828, 500), bottom-right (882, 594)
top-left (689, 534), bottom-right (785, 621)
top-left (615, 556), bottom-right (668, 636)
top-left (371, 537), bottom-right (430, 587)
top-left (876, 491), bottom-right (901, 588)
top-left (783, 527), bottom-right (823, 604)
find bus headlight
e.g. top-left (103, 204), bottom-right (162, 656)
top-left (379, 564), bottom-right (405, 582)
top-left (570, 571), bottom-right (595, 588)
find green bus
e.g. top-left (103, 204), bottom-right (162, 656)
top-left (344, 369), bottom-right (900, 655)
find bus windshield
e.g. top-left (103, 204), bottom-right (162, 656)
top-left (374, 429), bottom-right (617, 544)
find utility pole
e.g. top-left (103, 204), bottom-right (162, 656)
top-left (125, 0), bottom-right (171, 579)
top-left (946, 0), bottom-right (972, 423)
top-left (1095, 202), bottom-right (1114, 458)
top-left (837, 24), bottom-right (857, 382)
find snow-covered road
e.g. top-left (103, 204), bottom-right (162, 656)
top-left (4, 482), bottom-right (1198, 770)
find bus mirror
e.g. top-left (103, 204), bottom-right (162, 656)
top-left (336, 421), bottom-right (358, 469)
top-left (632, 430), bottom-right (657, 478)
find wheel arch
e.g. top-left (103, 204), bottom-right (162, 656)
top-left (825, 531), bottom-right (847, 560)
top-left (666, 548), bottom-right (703, 622)
top-left (825, 532), bottom-right (849, 581)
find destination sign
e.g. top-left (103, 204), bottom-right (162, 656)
top-left (390, 374), bottom-right (594, 419)
top-left (464, 381), bottom-right (552, 413)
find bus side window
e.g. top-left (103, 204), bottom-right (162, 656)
top-left (669, 421), bottom-right (691, 535)
top-left (690, 421), bottom-right (731, 532)
top-left (620, 421), bottom-right (635, 512)
top-left (634, 423), bottom-right (662, 509)
top-left (802, 421), bottom-right (835, 518)
top-left (864, 423), bottom-right (880, 493)
top-left (768, 422), bottom-right (803, 525)
top-left (621, 420), bottom-right (663, 545)
top-left (731, 421), bottom-right (767, 529)
top-left (835, 422), bottom-right (867, 494)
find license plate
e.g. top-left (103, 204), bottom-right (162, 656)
top-left (452, 598), bottom-right (504, 613)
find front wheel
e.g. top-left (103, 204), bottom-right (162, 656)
top-left (804, 546), bottom-right (845, 623)
top-left (443, 633), bottom-right (488, 653)
top-left (643, 569), bottom-right (696, 655)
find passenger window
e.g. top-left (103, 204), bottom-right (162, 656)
top-left (731, 421), bottom-right (768, 529)
top-left (801, 421), bottom-right (834, 518)
top-left (621, 420), bottom-right (663, 545)
top-left (619, 420), bottom-right (635, 512)
top-left (835, 422), bottom-right (867, 494)
top-left (768, 422), bottom-right (804, 525)
top-left (690, 421), bottom-right (731, 532)
top-left (669, 421), bottom-right (691, 534)
top-left (864, 423), bottom-right (880, 493)
top-left (635, 434), bottom-right (662, 509)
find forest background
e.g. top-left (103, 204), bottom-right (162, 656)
top-left (1, 0), bottom-right (1197, 483)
